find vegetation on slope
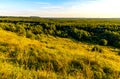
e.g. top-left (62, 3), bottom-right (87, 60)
top-left (0, 17), bottom-right (120, 48)
top-left (0, 17), bottom-right (120, 79)
top-left (0, 29), bottom-right (119, 79)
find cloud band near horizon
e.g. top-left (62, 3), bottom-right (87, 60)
top-left (0, 0), bottom-right (120, 18)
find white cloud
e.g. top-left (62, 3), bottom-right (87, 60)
top-left (34, 2), bottom-right (50, 5)
top-left (33, 0), bottom-right (120, 17)
top-left (1, 0), bottom-right (120, 17)
top-left (73, 0), bottom-right (120, 17)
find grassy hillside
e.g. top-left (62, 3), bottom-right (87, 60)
top-left (0, 29), bottom-right (120, 79)
top-left (0, 17), bottom-right (120, 79)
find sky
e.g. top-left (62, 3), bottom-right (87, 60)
top-left (0, 0), bottom-right (120, 18)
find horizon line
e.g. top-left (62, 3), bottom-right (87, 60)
top-left (1, 16), bottom-right (120, 19)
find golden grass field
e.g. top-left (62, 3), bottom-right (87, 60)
top-left (0, 29), bottom-right (120, 79)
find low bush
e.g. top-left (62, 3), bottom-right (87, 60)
top-left (91, 46), bottom-right (103, 53)
top-left (99, 39), bottom-right (108, 46)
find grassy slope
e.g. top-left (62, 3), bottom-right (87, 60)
top-left (0, 29), bottom-right (120, 79)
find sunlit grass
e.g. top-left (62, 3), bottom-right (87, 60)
top-left (0, 29), bottom-right (120, 79)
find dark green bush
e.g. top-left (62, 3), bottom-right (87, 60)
top-left (72, 28), bottom-right (91, 41)
top-left (114, 41), bottom-right (120, 48)
top-left (99, 39), bottom-right (108, 46)
top-left (91, 46), bottom-right (103, 53)
top-left (117, 51), bottom-right (120, 55)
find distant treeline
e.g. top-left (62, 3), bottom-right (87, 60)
top-left (0, 17), bottom-right (120, 48)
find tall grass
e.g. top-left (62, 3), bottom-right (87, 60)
top-left (0, 29), bottom-right (120, 79)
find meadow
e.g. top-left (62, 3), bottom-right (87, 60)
top-left (0, 17), bottom-right (120, 79)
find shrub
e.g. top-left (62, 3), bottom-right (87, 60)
top-left (4, 23), bottom-right (16, 32)
top-left (99, 39), bottom-right (108, 46)
top-left (26, 30), bottom-right (35, 39)
top-left (32, 25), bottom-right (43, 34)
top-left (0, 46), bottom-right (8, 53)
top-left (91, 46), bottom-right (103, 53)
top-left (16, 25), bottom-right (26, 36)
top-left (72, 28), bottom-right (91, 41)
top-left (117, 51), bottom-right (120, 55)
top-left (35, 34), bottom-right (41, 40)
top-left (69, 60), bottom-right (83, 73)
top-left (114, 41), bottom-right (120, 48)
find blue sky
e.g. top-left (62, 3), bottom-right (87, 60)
top-left (0, 0), bottom-right (120, 17)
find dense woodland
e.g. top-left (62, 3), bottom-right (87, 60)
top-left (0, 17), bottom-right (120, 48)
top-left (0, 17), bottom-right (120, 79)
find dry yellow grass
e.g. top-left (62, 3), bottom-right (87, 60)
top-left (0, 29), bottom-right (120, 79)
